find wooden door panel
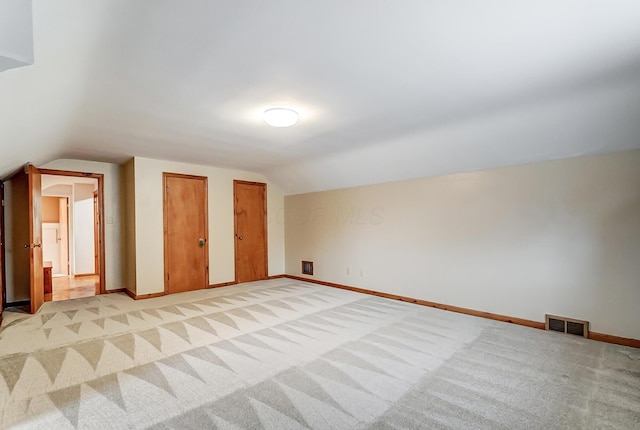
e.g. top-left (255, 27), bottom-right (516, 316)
top-left (164, 173), bottom-right (208, 294)
top-left (7, 172), bottom-right (30, 303)
top-left (29, 165), bottom-right (43, 314)
top-left (234, 181), bottom-right (267, 283)
top-left (6, 165), bottom-right (45, 313)
top-left (5, 165), bottom-right (44, 312)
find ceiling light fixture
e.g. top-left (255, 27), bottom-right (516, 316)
top-left (263, 108), bottom-right (299, 127)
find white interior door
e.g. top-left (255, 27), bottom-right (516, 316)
top-left (59, 197), bottom-right (69, 275)
top-left (42, 223), bottom-right (61, 273)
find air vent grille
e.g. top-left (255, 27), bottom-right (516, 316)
top-left (548, 317), bottom-right (566, 333)
top-left (302, 261), bottom-right (314, 275)
top-left (567, 321), bottom-right (587, 336)
top-left (545, 314), bottom-right (589, 338)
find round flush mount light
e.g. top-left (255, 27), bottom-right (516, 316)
top-left (263, 108), bottom-right (299, 127)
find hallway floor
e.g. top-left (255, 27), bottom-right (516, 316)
top-left (44, 275), bottom-right (99, 302)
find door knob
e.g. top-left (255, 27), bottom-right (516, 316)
top-left (198, 238), bottom-right (206, 248)
top-left (24, 243), bottom-right (41, 248)
top-left (238, 236), bottom-right (243, 240)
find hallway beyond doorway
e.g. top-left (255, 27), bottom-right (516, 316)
top-left (44, 275), bottom-right (99, 302)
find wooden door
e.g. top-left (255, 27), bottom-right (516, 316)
top-left (234, 180), bottom-right (268, 283)
top-left (10, 165), bottom-right (44, 313)
top-left (164, 173), bottom-right (208, 294)
top-left (28, 166), bottom-right (43, 313)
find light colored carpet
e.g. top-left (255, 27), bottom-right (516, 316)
top-left (0, 279), bottom-right (638, 429)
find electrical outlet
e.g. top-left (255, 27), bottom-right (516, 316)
top-left (106, 216), bottom-right (114, 225)
top-left (346, 267), bottom-right (351, 275)
top-left (360, 269), bottom-right (364, 277)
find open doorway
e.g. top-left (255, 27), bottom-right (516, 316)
top-left (40, 171), bottom-right (103, 302)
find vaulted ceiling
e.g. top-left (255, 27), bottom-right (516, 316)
top-left (2, 1), bottom-right (640, 194)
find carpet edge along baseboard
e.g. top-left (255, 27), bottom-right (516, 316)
top-left (284, 275), bottom-right (640, 349)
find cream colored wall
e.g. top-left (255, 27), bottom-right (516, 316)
top-left (73, 183), bottom-right (96, 275)
top-left (41, 159), bottom-right (124, 291)
top-left (121, 159), bottom-right (136, 292)
top-left (285, 150), bottom-right (640, 340)
top-left (133, 157), bottom-right (285, 296)
top-left (42, 196), bottom-right (60, 223)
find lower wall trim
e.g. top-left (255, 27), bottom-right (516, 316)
top-left (285, 275), bottom-right (543, 330)
top-left (589, 332), bottom-right (640, 349)
top-left (208, 281), bottom-right (237, 289)
top-left (124, 281), bottom-right (241, 298)
top-left (284, 275), bottom-right (639, 349)
top-left (5, 300), bottom-right (30, 308)
top-left (74, 273), bottom-right (97, 278)
top-left (105, 288), bottom-right (126, 294)
top-left (121, 275), bottom-right (297, 297)
top-left (124, 289), bottom-right (165, 300)
top-left (208, 276), bottom-right (286, 288)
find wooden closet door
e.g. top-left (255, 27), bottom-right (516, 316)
top-left (6, 165), bottom-right (44, 313)
top-left (234, 180), bottom-right (267, 283)
top-left (164, 173), bottom-right (209, 294)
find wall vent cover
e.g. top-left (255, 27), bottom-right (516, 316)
top-left (545, 314), bottom-right (589, 338)
top-left (302, 261), bottom-right (314, 275)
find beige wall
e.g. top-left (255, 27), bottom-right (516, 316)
top-left (42, 196), bottom-right (59, 223)
top-left (285, 150), bottom-right (640, 340)
top-left (121, 158), bottom-right (136, 291)
top-left (73, 183), bottom-right (96, 275)
top-left (132, 157), bottom-right (285, 296)
top-left (41, 159), bottom-right (124, 291)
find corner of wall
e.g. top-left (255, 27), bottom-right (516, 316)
top-left (120, 158), bottom-right (137, 295)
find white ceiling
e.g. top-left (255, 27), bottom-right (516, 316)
top-left (1, 1), bottom-right (640, 194)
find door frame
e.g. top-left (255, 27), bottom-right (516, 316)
top-left (28, 165), bottom-right (43, 314)
top-left (93, 190), bottom-right (99, 276)
top-left (233, 180), bottom-right (268, 283)
top-left (163, 172), bottom-right (209, 294)
top-left (39, 169), bottom-right (106, 295)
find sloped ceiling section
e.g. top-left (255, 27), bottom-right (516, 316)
top-left (0, 0), bottom-right (34, 72)
top-left (1, 1), bottom-right (640, 194)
